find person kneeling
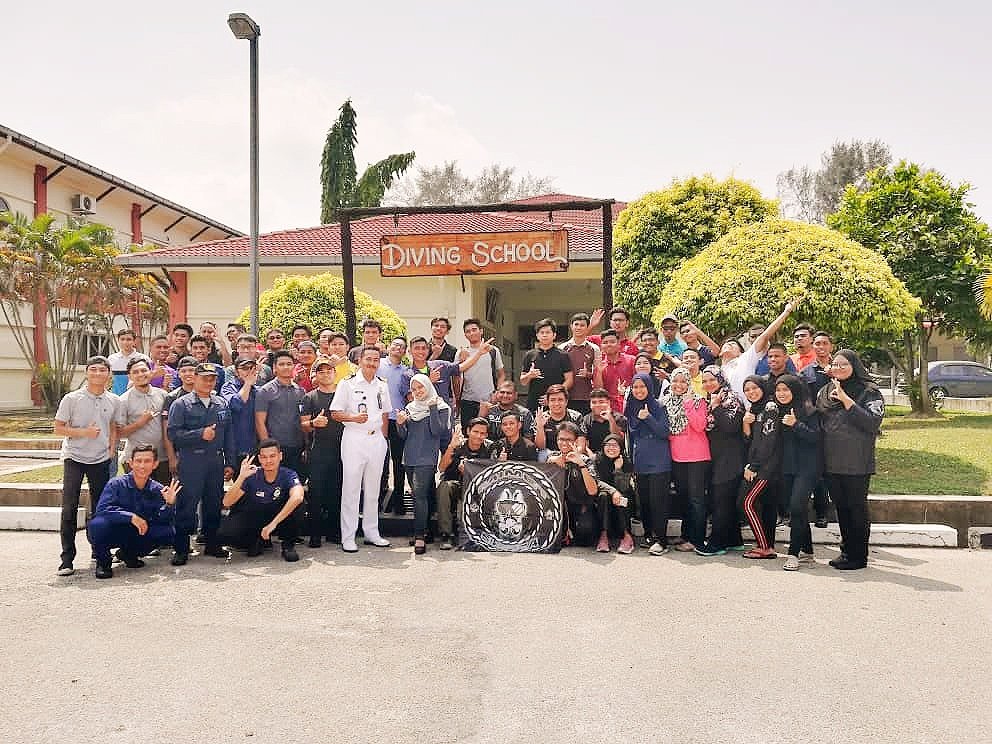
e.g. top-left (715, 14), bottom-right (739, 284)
top-left (436, 417), bottom-right (495, 550)
top-left (219, 438), bottom-right (305, 562)
top-left (87, 445), bottom-right (181, 579)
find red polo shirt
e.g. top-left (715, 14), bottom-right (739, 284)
top-left (600, 353), bottom-right (636, 412)
top-left (589, 334), bottom-right (639, 358)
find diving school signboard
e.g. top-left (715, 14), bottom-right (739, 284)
top-left (380, 230), bottom-right (569, 277)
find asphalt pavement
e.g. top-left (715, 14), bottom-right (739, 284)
top-left (0, 532), bottom-right (988, 744)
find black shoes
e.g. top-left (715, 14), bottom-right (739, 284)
top-left (116, 551), bottom-right (145, 569)
top-left (814, 518), bottom-right (829, 529)
top-left (282, 545), bottom-right (300, 562)
top-left (246, 537), bottom-right (264, 557)
top-left (170, 552), bottom-right (189, 566)
top-left (57, 562), bottom-right (74, 577)
top-left (308, 536), bottom-right (322, 549)
top-left (202, 544), bottom-right (231, 559)
top-left (95, 563), bottom-right (113, 579)
top-left (831, 559), bottom-right (867, 571)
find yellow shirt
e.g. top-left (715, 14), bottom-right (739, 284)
top-left (691, 373), bottom-right (704, 397)
top-left (332, 360), bottom-right (358, 386)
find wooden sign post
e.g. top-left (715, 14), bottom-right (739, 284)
top-left (380, 230), bottom-right (569, 277)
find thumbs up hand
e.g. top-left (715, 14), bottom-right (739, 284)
top-left (83, 421), bottom-right (101, 438)
top-left (201, 423), bottom-right (217, 441)
top-left (637, 404), bottom-right (650, 420)
top-left (312, 408), bottom-right (329, 428)
top-left (782, 408), bottom-right (797, 427)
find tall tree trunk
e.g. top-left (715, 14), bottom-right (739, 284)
top-left (902, 329), bottom-right (920, 413)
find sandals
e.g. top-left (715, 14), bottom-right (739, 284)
top-left (743, 549), bottom-right (777, 560)
top-left (413, 538), bottom-right (426, 555)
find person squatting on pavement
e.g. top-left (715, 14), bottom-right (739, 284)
top-left (87, 445), bottom-right (182, 579)
top-left (166, 362), bottom-right (237, 566)
top-left (217, 439), bottom-right (305, 562)
top-left (329, 346), bottom-right (393, 553)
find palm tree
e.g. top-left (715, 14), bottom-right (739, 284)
top-left (977, 271), bottom-right (992, 320)
top-left (319, 99), bottom-right (415, 223)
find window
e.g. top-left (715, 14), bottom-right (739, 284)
top-left (76, 333), bottom-right (112, 364)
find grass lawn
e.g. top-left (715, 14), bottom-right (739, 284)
top-left (1, 464), bottom-right (65, 483)
top-left (874, 408), bottom-right (992, 495)
top-left (0, 412), bottom-right (56, 439)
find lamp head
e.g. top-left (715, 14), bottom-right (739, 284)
top-left (228, 12), bottom-right (260, 40)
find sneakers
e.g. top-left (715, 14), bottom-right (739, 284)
top-left (648, 541), bottom-right (669, 556)
top-left (618, 534), bottom-right (635, 555)
top-left (783, 555), bottom-right (801, 571)
top-left (726, 544), bottom-right (749, 552)
top-left (57, 563), bottom-right (74, 577)
top-left (596, 532), bottom-right (610, 553)
top-left (341, 539), bottom-right (359, 553)
top-left (120, 554), bottom-right (145, 569)
top-left (202, 544), bottom-right (231, 559)
top-left (694, 543), bottom-right (727, 557)
top-left (439, 534), bottom-right (454, 551)
top-left (363, 536), bottom-right (391, 548)
top-left (799, 551), bottom-right (815, 563)
top-left (281, 545), bottom-right (300, 562)
top-left (639, 535), bottom-right (655, 549)
top-left (95, 563), bottom-right (113, 579)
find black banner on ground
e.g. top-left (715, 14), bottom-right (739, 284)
top-left (460, 460), bottom-right (566, 553)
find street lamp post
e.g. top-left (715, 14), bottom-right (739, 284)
top-left (227, 12), bottom-right (261, 335)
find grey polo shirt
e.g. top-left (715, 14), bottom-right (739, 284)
top-left (54, 387), bottom-right (121, 464)
top-left (117, 385), bottom-right (167, 460)
top-left (255, 379), bottom-right (305, 449)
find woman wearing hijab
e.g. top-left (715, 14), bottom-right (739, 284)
top-left (740, 374), bottom-right (782, 559)
top-left (397, 373), bottom-right (451, 555)
top-left (816, 350), bottom-right (884, 570)
top-left (633, 353), bottom-right (665, 399)
top-left (594, 434), bottom-right (636, 554)
top-left (775, 374), bottom-right (822, 571)
top-left (666, 368), bottom-right (711, 552)
top-left (696, 365), bottom-right (746, 556)
top-left (625, 373), bottom-right (672, 555)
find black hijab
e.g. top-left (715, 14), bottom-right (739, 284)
top-left (774, 374), bottom-right (814, 417)
top-left (817, 349), bottom-right (876, 411)
top-left (742, 374), bottom-right (767, 415)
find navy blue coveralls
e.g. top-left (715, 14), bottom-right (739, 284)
top-left (167, 391), bottom-right (236, 554)
top-left (87, 473), bottom-right (176, 564)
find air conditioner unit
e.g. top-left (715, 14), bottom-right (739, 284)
top-left (70, 193), bottom-right (96, 215)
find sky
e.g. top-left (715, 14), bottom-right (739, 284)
top-left (4, 0), bottom-right (992, 233)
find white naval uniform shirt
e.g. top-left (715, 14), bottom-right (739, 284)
top-left (330, 372), bottom-right (391, 437)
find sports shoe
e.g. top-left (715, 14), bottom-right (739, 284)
top-left (202, 545), bottom-right (231, 559)
top-left (783, 555), bottom-right (801, 571)
top-left (120, 554), bottom-right (145, 569)
top-left (695, 543), bottom-right (727, 557)
top-left (799, 551), bottom-right (815, 563)
top-left (726, 544), bottom-right (749, 552)
top-left (596, 532), bottom-right (610, 553)
top-left (281, 545), bottom-right (300, 562)
top-left (439, 534), bottom-right (454, 551)
top-left (648, 541), bottom-right (668, 556)
top-left (618, 534), bottom-right (635, 554)
top-left (95, 563), bottom-right (113, 579)
top-left (639, 535), bottom-right (655, 549)
top-left (364, 536), bottom-right (391, 548)
top-left (57, 563), bottom-right (74, 577)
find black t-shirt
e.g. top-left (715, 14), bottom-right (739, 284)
top-left (442, 440), bottom-right (495, 482)
top-left (429, 341), bottom-right (458, 363)
top-left (580, 411), bottom-right (628, 452)
top-left (539, 409), bottom-right (583, 451)
top-left (301, 388), bottom-right (344, 447)
top-left (522, 346), bottom-right (571, 411)
top-left (493, 436), bottom-right (538, 462)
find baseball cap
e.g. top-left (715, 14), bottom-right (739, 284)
top-left (310, 355), bottom-right (335, 380)
top-left (177, 356), bottom-right (197, 370)
top-left (660, 313), bottom-right (679, 325)
top-left (194, 362), bottom-right (219, 376)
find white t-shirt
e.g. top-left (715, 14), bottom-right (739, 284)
top-left (723, 344), bottom-right (766, 400)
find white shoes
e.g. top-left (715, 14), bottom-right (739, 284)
top-left (363, 536), bottom-right (391, 548)
top-left (648, 541), bottom-right (669, 556)
top-left (799, 551), bottom-right (815, 563)
top-left (341, 539), bottom-right (359, 553)
top-left (784, 555), bottom-right (800, 571)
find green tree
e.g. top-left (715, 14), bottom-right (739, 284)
top-left (613, 175), bottom-right (778, 322)
top-left (652, 219), bottom-right (919, 343)
top-left (385, 160), bottom-right (555, 206)
top-left (829, 161), bottom-right (992, 414)
top-left (319, 99), bottom-right (416, 223)
top-left (236, 273), bottom-right (407, 346)
top-left (977, 270), bottom-right (992, 320)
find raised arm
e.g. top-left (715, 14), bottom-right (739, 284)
top-left (753, 301), bottom-right (797, 355)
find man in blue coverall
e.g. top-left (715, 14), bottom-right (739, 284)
top-left (86, 444), bottom-right (182, 579)
top-left (167, 362), bottom-right (236, 565)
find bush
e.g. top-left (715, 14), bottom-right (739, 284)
top-left (651, 219), bottom-right (920, 340)
top-left (613, 175), bottom-right (778, 321)
top-left (237, 273), bottom-right (407, 344)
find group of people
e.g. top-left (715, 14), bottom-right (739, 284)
top-left (55, 303), bottom-right (884, 579)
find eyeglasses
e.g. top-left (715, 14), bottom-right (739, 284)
top-left (267, 334), bottom-right (283, 340)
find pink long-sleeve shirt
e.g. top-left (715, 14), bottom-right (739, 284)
top-left (669, 398), bottom-right (712, 463)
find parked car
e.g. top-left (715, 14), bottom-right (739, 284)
top-left (899, 361), bottom-right (992, 406)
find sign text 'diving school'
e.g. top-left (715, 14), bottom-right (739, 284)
top-left (380, 230), bottom-right (569, 277)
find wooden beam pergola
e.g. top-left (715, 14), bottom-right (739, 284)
top-left (336, 199), bottom-right (615, 343)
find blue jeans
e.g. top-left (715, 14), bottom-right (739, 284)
top-left (408, 465), bottom-right (437, 537)
top-left (784, 472), bottom-right (818, 555)
top-left (87, 515), bottom-right (174, 564)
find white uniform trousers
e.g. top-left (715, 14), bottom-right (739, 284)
top-left (340, 429), bottom-right (389, 542)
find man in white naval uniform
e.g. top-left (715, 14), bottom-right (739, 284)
top-left (330, 346), bottom-right (393, 553)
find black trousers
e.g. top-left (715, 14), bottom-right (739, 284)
top-left (60, 458), bottom-right (112, 566)
top-left (636, 472), bottom-right (671, 542)
top-left (281, 446), bottom-right (306, 482)
top-left (826, 473), bottom-right (872, 564)
top-left (459, 399), bottom-right (481, 434)
top-left (568, 492), bottom-right (630, 546)
top-left (380, 419), bottom-right (409, 511)
top-left (216, 502), bottom-right (303, 548)
top-left (709, 477), bottom-right (744, 549)
top-left (307, 446), bottom-right (342, 540)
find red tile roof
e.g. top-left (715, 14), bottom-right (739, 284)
top-left (117, 194), bottom-right (625, 268)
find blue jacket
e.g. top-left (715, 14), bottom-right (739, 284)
top-left (95, 472), bottom-right (174, 526)
top-left (167, 392), bottom-right (237, 466)
top-left (627, 406), bottom-right (672, 474)
top-left (398, 404), bottom-right (449, 468)
top-left (221, 376), bottom-right (258, 455)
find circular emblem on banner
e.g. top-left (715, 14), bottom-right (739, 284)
top-left (461, 462), bottom-right (565, 552)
